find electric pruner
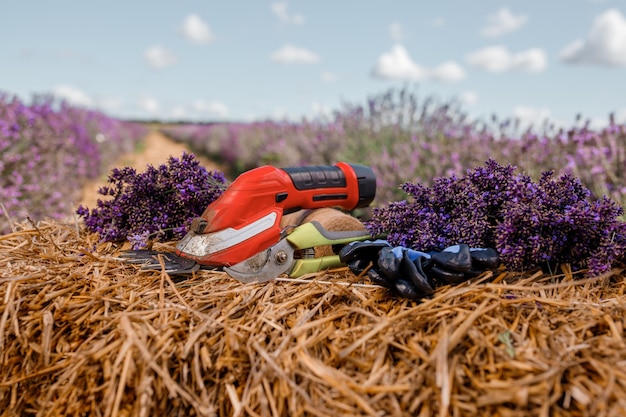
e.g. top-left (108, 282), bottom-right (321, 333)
top-left (121, 162), bottom-right (377, 279)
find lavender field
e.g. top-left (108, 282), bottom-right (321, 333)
top-left (2, 87), bottom-right (626, 257)
top-left (161, 88), bottom-right (626, 210)
top-left (0, 93), bottom-right (146, 234)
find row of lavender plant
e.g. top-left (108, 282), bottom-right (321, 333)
top-left (160, 88), bottom-right (626, 211)
top-left (0, 93), bottom-right (146, 234)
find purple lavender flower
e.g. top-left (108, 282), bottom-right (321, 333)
top-left (367, 159), bottom-right (626, 277)
top-left (77, 152), bottom-right (227, 247)
top-left (0, 93), bottom-right (145, 233)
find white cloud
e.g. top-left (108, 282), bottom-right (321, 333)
top-left (171, 105), bottom-right (187, 119)
top-left (271, 44), bottom-right (320, 64)
top-left (139, 97), bottom-right (159, 114)
top-left (271, 107), bottom-right (290, 121)
top-left (144, 46), bottom-right (177, 69)
top-left (180, 14), bottom-right (214, 44)
top-left (390, 22), bottom-right (404, 41)
top-left (52, 85), bottom-right (93, 107)
top-left (512, 106), bottom-right (554, 130)
top-left (559, 9), bottom-right (626, 66)
top-left (587, 111), bottom-right (626, 129)
top-left (320, 71), bottom-right (338, 82)
top-left (431, 61), bottom-right (466, 82)
top-left (587, 109), bottom-right (626, 126)
top-left (372, 44), bottom-right (465, 82)
top-left (588, 116), bottom-right (612, 129)
top-left (96, 97), bottom-right (123, 113)
top-left (164, 101), bottom-right (229, 120)
top-left (192, 99), bottom-right (229, 118)
top-left (373, 45), bottom-right (428, 80)
top-left (481, 7), bottom-right (528, 37)
top-left (243, 112), bottom-right (259, 122)
top-left (271, 2), bottom-right (304, 25)
top-left (460, 91), bottom-right (478, 106)
top-left (312, 102), bottom-right (332, 118)
top-left (466, 46), bottom-right (547, 73)
top-left (51, 89), bottom-right (126, 114)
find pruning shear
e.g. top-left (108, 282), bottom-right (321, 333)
top-left (224, 221), bottom-right (372, 283)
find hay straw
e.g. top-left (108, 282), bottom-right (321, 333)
top-left (2, 219), bottom-right (626, 416)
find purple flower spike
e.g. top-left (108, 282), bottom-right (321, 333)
top-left (366, 159), bottom-right (626, 277)
top-left (77, 152), bottom-right (227, 245)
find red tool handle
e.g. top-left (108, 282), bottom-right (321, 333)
top-left (178, 163), bottom-right (376, 266)
top-left (201, 162), bottom-right (375, 233)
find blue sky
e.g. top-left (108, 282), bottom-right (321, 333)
top-left (2, 1), bottom-right (625, 129)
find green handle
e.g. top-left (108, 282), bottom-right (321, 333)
top-left (286, 221), bottom-right (371, 248)
top-left (285, 221), bottom-right (372, 277)
top-left (289, 255), bottom-right (343, 277)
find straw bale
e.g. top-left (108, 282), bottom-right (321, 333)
top-left (2, 219), bottom-right (626, 416)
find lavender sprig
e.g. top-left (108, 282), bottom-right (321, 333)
top-left (77, 152), bottom-right (226, 249)
top-left (366, 159), bottom-right (626, 276)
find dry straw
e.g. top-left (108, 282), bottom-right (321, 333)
top-left (2, 219), bottom-right (626, 416)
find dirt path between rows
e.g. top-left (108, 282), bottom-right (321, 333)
top-left (78, 128), bottom-right (223, 210)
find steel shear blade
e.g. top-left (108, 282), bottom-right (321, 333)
top-left (224, 221), bottom-right (372, 283)
top-left (119, 250), bottom-right (201, 274)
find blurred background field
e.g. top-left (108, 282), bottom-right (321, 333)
top-left (2, 87), bottom-right (625, 234)
top-left (159, 87), bottom-right (626, 207)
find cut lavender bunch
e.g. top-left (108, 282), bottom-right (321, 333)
top-left (366, 159), bottom-right (626, 276)
top-left (77, 152), bottom-right (227, 249)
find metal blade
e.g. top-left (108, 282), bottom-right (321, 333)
top-left (120, 250), bottom-right (200, 274)
top-left (119, 250), bottom-right (165, 263)
top-left (224, 239), bottom-right (294, 283)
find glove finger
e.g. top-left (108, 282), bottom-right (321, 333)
top-left (431, 244), bottom-right (472, 272)
top-left (413, 255), bottom-right (433, 277)
top-left (417, 257), bottom-right (435, 273)
top-left (401, 250), bottom-right (435, 295)
top-left (367, 269), bottom-right (391, 288)
top-left (428, 265), bottom-right (468, 285)
top-left (378, 247), bottom-right (435, 296)
top-left (464, 268), bottom-right (484, 278)
top-left (345, 258), bottom-right (372, 276)
top-left (392, 278), bottom-right (424, 300)
top-left (339, 240), bottom-right (391, 264)
top-left (469, 247), bottom-right (500, 269)
top-left (346, 258), bottom-right (392, 288)
top-left (377, 246), bottom-right (403, 281)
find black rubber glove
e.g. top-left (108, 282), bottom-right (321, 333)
top-left (378, 246), bottom-right (435, 298)
top-left (337, 240), bottom-right (392, 288)
top-left (339, 240), bottom-right (434, 300)
top-left (339, 241), bottom-right (499, 300)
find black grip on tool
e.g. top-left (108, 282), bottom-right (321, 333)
top-left (282, 166), bottom-right (347, 190)
top-left (281, 164), bottom-right (376, 208)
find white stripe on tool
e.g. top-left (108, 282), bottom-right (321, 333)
top-left (176, 212), bottom-right (278, 257)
